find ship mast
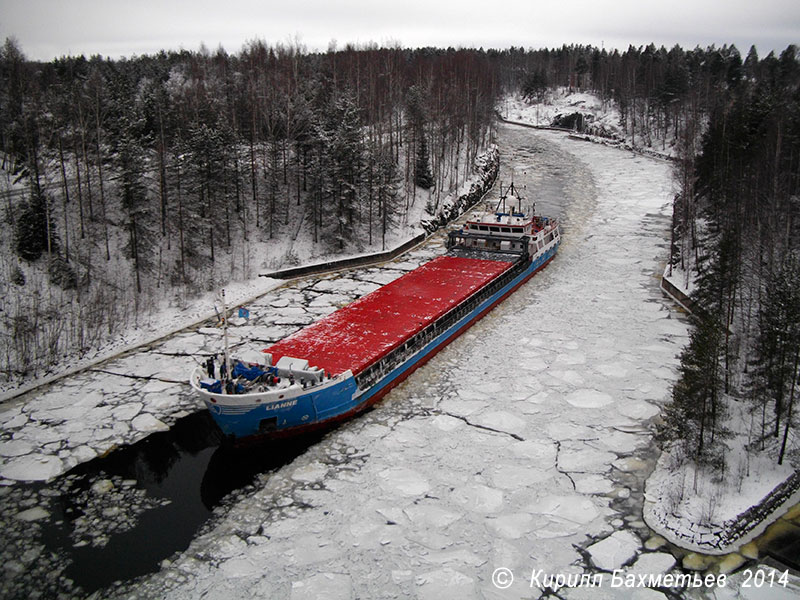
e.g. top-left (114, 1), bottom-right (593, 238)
top-left (496, 176), bottom-right (530, 216)
top-left (221, 288), bottom-right (231, 381)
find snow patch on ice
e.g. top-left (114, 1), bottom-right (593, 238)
top-left (451, 484), bottom-right (504, 513)
top-left (15, 506), bottom-right (50, 521)
top-left (430, 414), bottom-right (464, 432)
top-left (404, 503), bottom-right (462, 529)
top-left (529, 495), bottom-right (600, 529)
top-left (626, 552), bottom-right (676, 576)
top-left (415, 568), bottom-right (476, 600)
top-left (595, 363), bottom-right (629, 378)
top-left (291, 462), bottom-right (329, 484)
top-left (471, 411), bottom-right (527, 437)
top-left (0, 440), bottom-right (34, 457)
top-left (438, 398), bottom-right (487, 417)
top-left (378, 467), bottom-right (430, 496)
top-left (617, 400), bottom-right (660, 421)
top-left (486, 513), bottom-right (533, 539)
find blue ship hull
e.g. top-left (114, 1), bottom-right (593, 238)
top-left (192, 241), bottom-right (559, 445)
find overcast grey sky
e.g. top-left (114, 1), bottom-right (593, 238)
top-left (1, 0), bottom-right (798, 61)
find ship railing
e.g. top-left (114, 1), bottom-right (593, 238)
top-left (355, 254), bottom-right (530, 390)
top-left (447, 230), bottom-right (530, 257)
top-left (199, 359), bottom-right (327, 396)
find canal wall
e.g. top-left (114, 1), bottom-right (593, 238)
top-left (660, 269), bottom-right (694, 314)
top-left (646, 470), bottom-right (800, 555)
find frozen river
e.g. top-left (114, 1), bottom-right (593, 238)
top-left (2, 123), bottom-right (699, 598)
top-left (119, 125), bottom-right (688, 598)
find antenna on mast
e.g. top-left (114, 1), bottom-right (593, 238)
top-left (495, 180), bottom-right (505, 213)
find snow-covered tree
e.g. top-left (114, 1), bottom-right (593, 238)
top-left (414, 134), bottom-right (434, 190)
top-left (315, 89), bottom-right (364, 250)
top-left (406, 85), bottom-right (433, 190)
top-left (660, 312), bottom-right (729, 475)
top-left (15, 191), bottom-right (58, 262)
top-left (376, 148), bottom-right (402, 251)
top-left (750, 253), bottom-right (800, 463)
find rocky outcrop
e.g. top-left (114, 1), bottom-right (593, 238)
top-left (421, 146), bottom-right (500, 234)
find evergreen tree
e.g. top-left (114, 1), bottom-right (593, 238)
top-left (376, 148), bottom-right (402, 251)
top-left (116, 131), bottom-right (151, 294)
top-left (183, 122), bottom-right (229, 267)
top-left (107, 70), bottom-right (156, 295)
top-left (750, 253), bottom-right (800, 450)
top-left (406, 85), bottom-right (433, 190)
top-left (414, 133), bottom-right (434, 190)
top-left (574, 53), bottom-right (589, 88)
top-left (318, 90), bottom-right (364, 250)
top-left (0, 38), bottom-right (29, 169)
top-left (743, 45), bottom-right (760, 80)
top-left (659, 313), bottom-right (728, 470)
top-left (15, 191), bottom-right (58, 261)
top-left (521, 70), bottom-right (548, 102)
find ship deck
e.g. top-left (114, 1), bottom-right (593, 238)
top-left (265, 255), bottom-right (514, 377)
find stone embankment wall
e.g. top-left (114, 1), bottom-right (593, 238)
top-left (419, 145), bottom-right (499, 234)
top-left (647, 471), bottom-right (800, 554)
top-left (721, 471), bottom-right (800, 548)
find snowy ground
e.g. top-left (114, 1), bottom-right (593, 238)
top-left (500, 89), bottom-right (623, 141)
top-left (501, 89), bottom-right (678, 160)
top-left (2, 120), bottom-right (797, 599)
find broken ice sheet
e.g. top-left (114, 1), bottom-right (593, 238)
top-left (0, 454), bottom-right (64, 482)
top-left (586, 530), bottom-right (641, 571)
top-left (415, 568), bottom-right (477, 600)
top-left (67, 475), bottom-right (168, 549)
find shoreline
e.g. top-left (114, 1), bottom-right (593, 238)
top-left (650, 269), bottom-right (800, 562)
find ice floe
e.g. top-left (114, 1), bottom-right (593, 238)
top-left (131, 413), bottom-right (170, 433)
top-left (0, 454), bottom-right (63, 482)
top-left (586, 530), bottom-right (641, 571)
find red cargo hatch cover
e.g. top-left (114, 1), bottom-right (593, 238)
top-left (265, 256), bottom-right (513, 376)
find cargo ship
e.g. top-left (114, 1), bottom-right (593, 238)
top-left (190, 183), bottom-right (560, 444)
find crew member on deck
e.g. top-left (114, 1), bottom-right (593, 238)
top-left (206, 356), bottom-right (215, 378)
